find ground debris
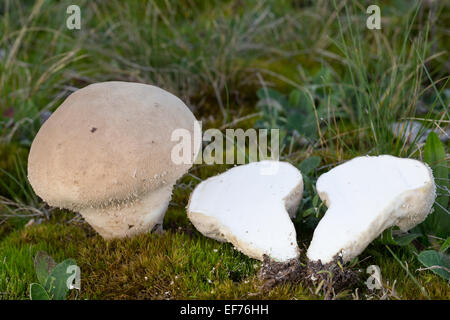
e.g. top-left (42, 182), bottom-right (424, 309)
top-left (257, 254), bottom-right (304, 290)
top-left (257, 253), bottom-right (361, 298)
top-left (305, 255), bottom-right (360, 299)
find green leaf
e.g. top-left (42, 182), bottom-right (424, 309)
top-left (290, 89), bottom-right (312, 111)
top-left (394, 232), bottom-right (421, 246)
top-left (422, 132), bottom-right (449, 237)
top-left (34, 251), bottom-right (57, 286)
top-left (302, 207), bottom-right (316, 218)
top-left (312, 194), bottom-right (319, 207)
top-left (301, 113), bottom-right (319, 139)
top-left (256, 88), bottom-right (288, 108)
top-left (288, 90), bottom-right (302, 107)
top-left (440, 237), bottom-right (450, 253)
top-left (29, 283), bottom-right (50, 300)
top-left (298, 156), bottom-right (321, 175)
top-left (379, 227), bottom-right (420, 246)
top-left (417, 250), bottom-right (450, 281)
top-left (44, 259), bottom-right (77, 300)
top-left (313, 67), bottom-right (332, 85)
top-left (424, 132), bottom-right (445, 169)
top-left (379, 228), bottom-right (397, 245)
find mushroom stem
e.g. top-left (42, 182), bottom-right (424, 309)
top-left (79, 185), bottom-right (173, 239)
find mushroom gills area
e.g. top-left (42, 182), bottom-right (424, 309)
top-left (188, 161), bottom-right (303, 262)
top-left (79, 184), bottom-right (173, 239)
top-left (307, 155), bottom-right (435, 264)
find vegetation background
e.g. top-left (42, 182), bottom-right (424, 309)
top-left (0, 0), bottom-right (448, 299)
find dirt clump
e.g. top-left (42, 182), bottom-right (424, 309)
top-left (257, 253), bottom-right (360, 298)
top-left (305, 255), bottom-right (360, 299)
top-left (257, 254), bottom-right (304, 290)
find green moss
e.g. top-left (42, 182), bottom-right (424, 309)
top-left (0, 149), bottom-right (446, 300)
top-left (0, 220), bottom-right (87, 299)
top-left (1, 210), bottom-right (447, 300)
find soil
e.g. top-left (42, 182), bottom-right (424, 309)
top-left (257, 255), bottom-right (304, 290)
top-left (305, 255), bottom-right (360, 299)
top-left (257, 254), bottom-right (360, 298)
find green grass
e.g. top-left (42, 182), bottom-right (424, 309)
top-left (0, 0), bottom-right (449, 300)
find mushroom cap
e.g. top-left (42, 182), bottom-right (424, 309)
top-left (28, 81), bottom-right (200, 211)
top-left (307, 155), bottom-right (436, 264)
top-left (187, 161), bottom-right (303, 262)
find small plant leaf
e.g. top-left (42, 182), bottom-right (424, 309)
top-left (256, 88), bottom-right (288, 109)
top-left (288, 89), bottom-right (302, 107)
top-left (312, 194), bottom-right (319, 207)
top-left (379, 227), bottom-right (420, 246)
top-left (440, 237), bottom-right (450, 253)
top-left (379, 229), bottom-right (397, 245)
top-left (394, 232), bottom-right (421, 246)
top-left (298, 156), bottom-right (321, 175)
top-left (422, 132), bottom-right (449, 238)
top-left (417, 250), bottom-right (450, 281)
top-left (44, 259), bottom-right (77, 300)
top-left (302, 207), bottom-right (316, 218)
top-left (424, 132), bottom-right (446, 167)
top-left (34, 251), bottom-right (57, 286)
top-left (29, 283), bottom-right (50, 300)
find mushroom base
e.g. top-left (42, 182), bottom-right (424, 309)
top-left (79, 185), bottom-right (173, 239)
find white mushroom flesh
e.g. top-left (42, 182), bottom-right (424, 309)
top-left (307, 155), bottom-right (436, 264)
top-left (187, 161), bottom-right (303, 262)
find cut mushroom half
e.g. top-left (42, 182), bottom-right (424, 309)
top-left (187, 161), bottom-right (304, 262)
top-left (28, 81), bottom-right (201, 239)
top-left (307, 155), bottom-right (436, 264)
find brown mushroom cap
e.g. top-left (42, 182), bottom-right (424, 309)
top-left (28, 81), bottom-right (200, 237)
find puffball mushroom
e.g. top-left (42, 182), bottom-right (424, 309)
top-left (307, 155), bottom-right (436, 264)
top-left (187, 161), bottom-right (303, 262)
top-left (28, 81), bottom-right (201, 239)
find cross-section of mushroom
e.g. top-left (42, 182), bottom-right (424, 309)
top-left (28, 81), bottom-right (201, 239)
top-left (307, 155), bottom-right (436, 264)
top-left (187, 161), bottom-right (303, 262)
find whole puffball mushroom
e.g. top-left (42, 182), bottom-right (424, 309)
top-left (187, 161), bottom-right (304, 262)
top-left (28, 81), bottom-right (201, 239)
top-left (307, 155), bottom-right (436, 265)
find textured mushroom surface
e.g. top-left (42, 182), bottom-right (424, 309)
top-left (307, 155), bottom-right (436, 264)
top-left (28, 81), bottom-right (201, 239)
top-left (187, 161), bottom-right (303, 262)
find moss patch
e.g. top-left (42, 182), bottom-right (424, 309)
top-left (1, 211), bottom-right (448, 300)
